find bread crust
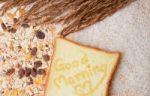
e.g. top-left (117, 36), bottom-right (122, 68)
top-left (44, 37), bottom-right (121, 96)
top-left (106, 53), bottom-right (121, 96)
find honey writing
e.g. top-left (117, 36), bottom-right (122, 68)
top-left (53, 54), bottom-right (107, 95)
top-left (54, 53), bottom-right (88, 72)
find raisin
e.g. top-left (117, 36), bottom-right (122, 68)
top-left (18, 68), bottom-right (25, 79)
top-left (13, 18), bottom-right (18, 23)
top-left (30, 47), bottom-right (37, 56)
top-left (16, 63), bottom-right (21, 68)
top-left (43, 54), bottom-right (50, 61)
top-left (18, 46), bottom-right (22, 49)
top-left (18, 46), bottom-right (22, 51)
top-left (25, 67), bottom-right (31, 77)
top-left (21, 23), bottom-right (30, 28)
top-left (37, 69), bottom-right (46, 75)
top-left (34, 61), bottom-right (42, 68)
top-left (35, 30), bottom-right (45, 39)
top-left (27, 77), bottom-right (33, 85)
top-left (8, 27), bottom-right (17, 33)
top-left (27, 81), bottom-right (33, 85)
top-left (7, 26), bottom-right (11, 29)
top-left (6, 68), bottom-right (15, 76)
top-left (29, 77), bottom-right (33, 81)
top-left (31, 68), bottom-right (37, 77)
top-left (1, 22), bottom-right (7, 30)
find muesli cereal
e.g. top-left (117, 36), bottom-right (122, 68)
top-left (0, 7), bottom-right (59, 96)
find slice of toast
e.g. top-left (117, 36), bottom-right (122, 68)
top-left (45, 38), bottom-right (121, 96)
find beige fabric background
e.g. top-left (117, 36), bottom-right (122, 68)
top-left (67, 0), bottom-right (150, 96)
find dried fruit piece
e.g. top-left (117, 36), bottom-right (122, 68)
top-left (30, 47), bottom-right (37, 56)
top-left (1, 22), bottom-right (7, 30)
top-left (43, 54), bottom-right (50, 61)
top-left (27, 81), bottom-right (33, 85)
top-left (21, 23), bottom-right (30, 28)
top-left (25, 67), bottom-right (31, 77)
top-left (6, 68), bottom-right (15, 76)
top-left (18, 46), bottom-right (22, 49)
top-left (26, 77), bottom-right (34, 85)
top-left (16, 63), bottom-right (21, 68)
top-left (18, 68), bottom-right (25, 79)
top-left (37, 69), bottom-right (46, 75)
top-left (45, 45), bottom-right (49, 47)
top-left (34, 61), bottom-right (42, 68)
top-left (35, 30), bottom-right (45, 39)
top-left (8, 27), bottom-right (17, 33)
top-left (31, 68), bottom-right (37, 77)
top-left (13, 18), bottom-right (18, 23)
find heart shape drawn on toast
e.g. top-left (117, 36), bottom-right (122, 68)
top-left (74, 80), bottom-right (92, 95)
top-left (74, 64), bottom-right (107, 95)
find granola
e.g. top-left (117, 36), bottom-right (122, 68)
top-left (0, 7), bottom-right (59, 96)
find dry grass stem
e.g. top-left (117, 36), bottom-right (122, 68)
top-left (0, 0), bottom-right (135, 36)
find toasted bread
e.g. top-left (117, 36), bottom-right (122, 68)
top-left (45, 38), bottom-right (121, 96)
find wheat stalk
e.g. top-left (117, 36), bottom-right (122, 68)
top-left (0, 0), bottom-right (135, 37)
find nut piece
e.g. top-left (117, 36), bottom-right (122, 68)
top-left (34, 61), bottom-right (42, 68)
top-left (6, 68), bottom-right (15, 76)
top-left (18, 68), bottom-right (25, 79)
top-left (35, 30), bottom-right (45, 39)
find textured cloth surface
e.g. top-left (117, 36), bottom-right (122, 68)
top-left (67, 0), bottom-right (150, 96)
